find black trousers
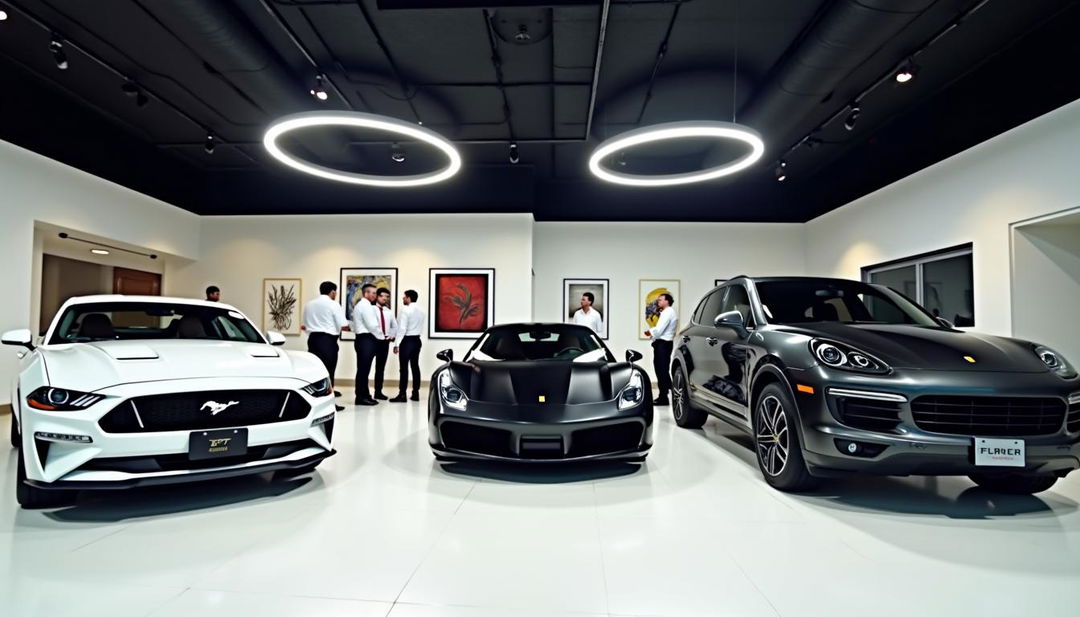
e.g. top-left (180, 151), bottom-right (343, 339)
top-left (354, 334), bottom-right (377, 400)
top-left (652, 338), bottom-right (673, 399)
top-left (373, 339), bottom-right (391, 396)
top-left (398, 336), bottom-right (423, 396)
top-left (307, 332), bottom-right (339, 386)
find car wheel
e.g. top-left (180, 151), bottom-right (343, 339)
top-left (969, 473), bottom-right (1058, 495)
top-left (671, 367), bottom-right (707, 429)
top-left (754, 383), bottom-right (818, 492)
top-left (9, 412), bottom-right (18, 449)
top-left (16, 452), bottom-right (76, 509)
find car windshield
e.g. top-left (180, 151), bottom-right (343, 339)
top-left (469, 325), bottom-right (612, 362)
top-left (49, 302), bottom-right (264, 344)
top-left (755, 279), bottom-right (938, 326)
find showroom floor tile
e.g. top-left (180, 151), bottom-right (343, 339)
top-left (3, 390), bottom-right (1080, 616)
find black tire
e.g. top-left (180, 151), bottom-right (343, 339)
top-left (753, 382), bottom-right (818, 492)
top-left (9, 410), bottom-right (19, 449)
top-left (16, 452), bottom-right (76, 509)
top-left (969, 473), bottom-right (1058, 495)
top-left (671, 367), bottom-right (707, 429)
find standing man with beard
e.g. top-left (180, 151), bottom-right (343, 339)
top-left (643, 292), bottom-right (677, 406)
top-left (302, 281), bottom-right (348, 412)
top-left (371, 287), bottom-right (397, 401)
top-left (390, 289), bottom-right (425, 402)
top-left (351, 283), bottom-right (381, 406)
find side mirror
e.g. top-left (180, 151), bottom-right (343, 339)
top-left (626, 349), bottom-right (643, 363)
top-left (714, 310), bottom-right (745, 329)
top-left (2, 329), bottom-right (35, 351)
top-left (936, 317), bottom-right (955, 329)
top-left (436, 349), bottom-right (453, 363)
top-left (266, 331), bottom-right (287, 346)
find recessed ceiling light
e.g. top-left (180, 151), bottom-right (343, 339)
top-left (588, 121), bottom-right (765, 187)
top-left (0, 9), bottom-right (9, 21)
top-left (508, 142), bottom-right (519, 165)
top-left (204, 133), bottom-right (216, 154)
top-left (894, 60), bottom-right (917, 84)
top-left (844, 105), bottom-right (861, 131)
top-left (775, 160), bottom-right (787, 182)
top-left (49, 37), bottom-right (68, 70)
top-left (263, 111), bottom-right (462, 188)
top-left (90, 249), bottom-right (109, 256)
top-left (310, 74), bottom-right (329, 101)
top-left (390, 143), bottom-right (406, 163)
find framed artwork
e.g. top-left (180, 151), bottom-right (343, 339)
top-left (562, 278), bottom-right (609, 339)
top-left (714, 279), bottom-right (727, 288)
top-left (262, 278), bottom-right (302, 335)
top-left (339, 267), bottom-right (397, 340)
top-left (639, 279), bottom-right (681, 339)
top-left (430, 268), bottom-right (495, 339)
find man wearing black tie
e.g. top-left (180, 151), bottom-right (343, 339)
top-left (371, 287), bottom-right (398, 401)
top-left (390, 289), bottom-right (426, 402)
top-left (351, 284), bottom-right (380, 406)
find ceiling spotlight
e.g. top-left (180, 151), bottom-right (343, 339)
top-left (204, 133), bottom-right (216, 154)
top-left (0, 9), bottom-right (9, 21)
top-left (390, 143), bottom-right (406, 163)
top-left (615, 151), bottom-right (628, 167)
top-left (894, 61), bottom-right (917, 84)
top-left (310, 74), bottom-right (329, 101)
top-left (775, 160), bottom-right (787, 182)
top-left (50, 37), bottom-right (68, 70)
top-left (508, 142), bottom-right (520, 165)
top-left (515, 25), bottom-right (531, 43)
top-left (843, 105), bottom-right (861, 131)
top-left (90, 248), bottom-right (110, 256)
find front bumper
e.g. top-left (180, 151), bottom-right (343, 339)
top-left (788, 366), bottom-right (1080, 477)
top-left (429, 396), bottom-right (654, 462)
top-left (20, 377), bottom-right (336, 488)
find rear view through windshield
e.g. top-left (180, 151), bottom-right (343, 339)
top-left (755, 280), bottom-right (938, 326)
top-left (49, 302), bottom-right (263, 344)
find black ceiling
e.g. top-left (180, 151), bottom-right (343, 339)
top-left (0, 0), bottom-right (1077, 222)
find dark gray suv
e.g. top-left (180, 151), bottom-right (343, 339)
top-left (671, 276), bottom-right (1080, 494)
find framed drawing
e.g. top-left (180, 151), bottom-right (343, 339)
top-left (430, 268), bottom-right (495, 339)
top-left (262, 278), bottom-right (302, 335)
top-left (639, 279), bottom-right (680, 339)
top-left (562, 278), bottom-right (609, 339)
top-left (339, 267), bottom-right (397, 340)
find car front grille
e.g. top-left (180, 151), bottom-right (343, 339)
top-left (568, 423), bottom-right (643, 457)
top-left (79, 439), bottom-right (318, 472)
top-left (834, 398), bottom-right (902, 432)
top-left (1068, 400), bottom-right (1080, 433)
top-left (911, 395), bottom-right (1066, 437)
top-left (99, 390), bottom-right (310, 433)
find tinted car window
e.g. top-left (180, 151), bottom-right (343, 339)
top-left (755, 280), bottom-right (937, 326)
top-left (471, 325), bottom-right (612, 362)
top-left (719, 285), bottom-right (753, 323)
top-left (50, 302), bottom-right (264, 344)
top-left (696, 289), bottom-right (725, 325)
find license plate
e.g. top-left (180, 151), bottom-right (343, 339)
top-left (974, 437), bottom-right (1025, 467)
top-left (189, 428), bottom-right (249, 461)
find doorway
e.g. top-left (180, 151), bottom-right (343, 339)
top-left (39, 256), bottom-right (162, 333)
top-left (1012, 209), bottom-right (1080, 364)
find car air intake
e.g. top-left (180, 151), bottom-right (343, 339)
top-left (833, 398), bottom-right (902, 432)
top-left (99, 390), bottom-right (310, 433)
top-left (1067, 400), bottom-right (1080, 433)
top-left (439, 421), bottom-right (514, 458)
top-left (519, 436), bottom-right (565, 459)
top-left (911, 395), bottom-right (1066, 437)
top-left (568, 422), bottom-right (643, 457)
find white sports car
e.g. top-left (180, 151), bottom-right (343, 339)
top-left (3, 295), bottom-right (336, 508)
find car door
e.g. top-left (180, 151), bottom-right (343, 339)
top-left (680, 289), bottom-right (724, 399)
top-left (699, 283), bottom-right (754, 418)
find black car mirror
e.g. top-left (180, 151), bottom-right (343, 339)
top-left (436, 349), bottom-right (453, 363)
top-left (936, 317), bottom-right (955, 329)
top-left (626, 349), bottom-right (643, 363)
top-left (714, 310), bottom-right (745, 329)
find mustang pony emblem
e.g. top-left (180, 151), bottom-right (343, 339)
top-left (201, 400), bottom-right (240, 415)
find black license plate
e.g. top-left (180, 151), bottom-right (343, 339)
top-left (189, 428), bottom-right (249, 461)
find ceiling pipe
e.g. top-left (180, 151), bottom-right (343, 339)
top-left (582, 0), bottom-right (611, 140)
top-left (739, 0), bottom-right (937, 148)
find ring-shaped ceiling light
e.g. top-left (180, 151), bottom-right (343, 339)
top-left (263, 111), bottom-right (461, 188)
top-left (588, 121), bottom-right (765, 187)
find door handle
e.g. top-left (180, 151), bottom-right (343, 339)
top-left (706, 337), bottom-right (719, 346)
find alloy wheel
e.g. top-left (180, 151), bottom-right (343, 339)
top-left (672, 370), bottom-right (686, 420)
top-left (756, 395), bottom-right (789, 476)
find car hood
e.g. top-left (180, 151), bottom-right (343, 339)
top-left (39, 339), bottom-right (324, 392)
top-left (445, 360), bottom-right (637, 405)
top-left (774, 323), bottom-right (1049, 373)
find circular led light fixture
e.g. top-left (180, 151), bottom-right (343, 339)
top-left (263, 111), bottom-right (461, 188)
top-left (588, 121), bottom-right (765, 187)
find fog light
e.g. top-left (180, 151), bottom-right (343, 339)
top-left (35, 431), bottom-right (92, 443)
top-left (846, 442), bottom-right (859, 454)
top-left (310, 413), bottom-right (334, 427)
top-left (835, 439), bottom-right (886, 458)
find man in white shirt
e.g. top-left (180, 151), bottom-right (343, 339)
top-left (390, 289), bottom-right (426, 402)
top-left (351, 283), bottom-right (382, 406)
top-left (571, 291), bottom-right (604, 337)
top-left (643, 292), bottom-right (677, 406)
top-left (372, 287), bottom-right (397, 401)
top-left (302, 281), bottom-right (349, 411)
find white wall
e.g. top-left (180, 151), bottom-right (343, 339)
top-left (532, 222), bottom-right (806, 382)
top-left (1012, 213), bottom-right (1080, 362)
top-left (805, 98), bottom-right (1080, 338)
top-left (165, 214), bottom-right (534, 386)
top-left (0, 141), bottom-right (200, 404)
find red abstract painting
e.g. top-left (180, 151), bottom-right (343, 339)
top-left (435, 274), bottom-right (489, 333)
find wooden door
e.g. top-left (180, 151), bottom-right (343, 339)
top-left (113, 267), bottom-right (161, 296)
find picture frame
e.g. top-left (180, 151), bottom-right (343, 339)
top-left (339, 267), bottom-right (397, 341)
top-left (429, 268), bottom-right (495, 339)
top-left (639, 279), bottom-right (681, 339)
top-left (562, 278), bottom-right (609, 339)
top-left (262, 278), bottom-right (302, 336)
top-left (714, 278), bottom-right (727, 288)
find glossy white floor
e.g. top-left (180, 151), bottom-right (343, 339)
top-left (3, 393), bottom-right (1080, 617)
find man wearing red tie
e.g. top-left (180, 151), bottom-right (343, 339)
top-left (372, 287), bottom-right (398, 401)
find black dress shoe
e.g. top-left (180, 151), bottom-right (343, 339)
top-left (388, 395), bottom-right (408, 403)
top-left (335, 405), bottom-right (345, 411)
top-left (410, 393), bottom-right (420, 401)
top-left (334, 391), bottom-right (342, 398)
top-left (357, 398), bottom-right (378, 406)
top-left (653, 397), bottom-right (670, 406)
top-left (374, 393), bottom-right (388, 400)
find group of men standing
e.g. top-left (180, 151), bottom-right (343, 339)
top-left (300, 281), bottom-right (426, 412)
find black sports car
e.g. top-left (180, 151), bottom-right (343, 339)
top-left (672, 276), bottom-right (1080, 494)
top-left (429, 323), bottom-right (653, 462)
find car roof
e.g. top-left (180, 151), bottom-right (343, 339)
top-left (729, 276), bottom-right (867, 285)
top-left (59, 295), bottom-right (243, 313)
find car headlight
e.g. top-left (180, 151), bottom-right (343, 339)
top-left (810, 339), bottom-right (889, 374)
top-left (1035, 345), bottom-right (1076, 378)
top-left (302, 377), bottom-right (333, 397)
top-left (439, 371), bottom-right (468, 411)
top-left (618, 370), bottom-right (645, 410)
top-left (26, 387), bottom-right (103, 411)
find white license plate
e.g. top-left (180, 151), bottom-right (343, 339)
top-left (974, 438), bottom-right (1025, 467)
